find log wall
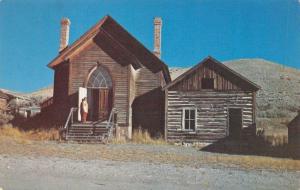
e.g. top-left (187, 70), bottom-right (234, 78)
top-left (166, 90), bottom-right (254, 143)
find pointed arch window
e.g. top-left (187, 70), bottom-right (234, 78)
top-left (87, 66), bottom-right (112, 88)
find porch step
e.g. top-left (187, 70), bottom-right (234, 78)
top-left (65, 121), bottom-right (110, 143)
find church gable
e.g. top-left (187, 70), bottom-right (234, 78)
top-left (48, 15), bottom-right (171, 83)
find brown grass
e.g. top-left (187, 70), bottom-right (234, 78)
top-left (131, 129), bottom-right (166, 145)
top-left (0, 136), bottom-right (299, 171)
top-left (0, 124), bottom-right (59, 143)
top-left (263, 134), bottom-right (288, 146)
top-left (111, 129), bottom-right (167, 145)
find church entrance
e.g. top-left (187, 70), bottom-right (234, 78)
top-left (84, 65), bottom-right (113, 122)
top-left (88, 88), bottom-right (112, 121)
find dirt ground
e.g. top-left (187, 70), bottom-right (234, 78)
top-left (0, 138), bottom-right (299, 190)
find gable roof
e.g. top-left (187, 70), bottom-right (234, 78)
top-left (288, 112), bottom-right (300, 129)
top-left (163, 56), bottom-right (260, 91)
top-left (48, 15), bottom-right (171, 82)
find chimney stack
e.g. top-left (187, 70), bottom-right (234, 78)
top-left (59, 18), bottom-right (71, 52)
top-left (153, 17), bottom-right (162, 58)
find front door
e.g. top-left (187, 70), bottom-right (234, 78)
top-left (91, 88), bottom-right (112, 121)
top-left (228, 108), bottom-right (242, 139)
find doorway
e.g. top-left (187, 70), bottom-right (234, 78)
top-left (85, 65), bottom-right (113, 122)
top-left (228, 108), bottom-right (242, 139)
top-left (88, 88), bottom-right (112, 121)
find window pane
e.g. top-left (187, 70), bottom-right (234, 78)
top-left (184, 120), bottom-right (189, 130)
top-left (190, 110), bottom-right (195, 119)
top-left (185, 110), bottom-right (189, 119)
top-left (87, 66), bottom-right (112, 88)
top-left (190, 120), bottom-right (195, 130)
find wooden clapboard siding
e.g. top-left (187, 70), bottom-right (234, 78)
top-left (170, 63), bottom-right (242, 91)
top-left (166, 90), bottom-right (254, 143)
top-left (167, 57), bottom-right (259, 92)
top-left (53, 62), bottom-right (70, 105)
top-left (132, 67), bottom-right (165, 136)
top-left (135, 67), bottom-right (161, 96)
top-left (69, 42), bottom-right (130, 127)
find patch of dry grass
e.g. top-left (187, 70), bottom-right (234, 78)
top-left (131, 129), bottom-right (166, 145)
top-left (111, 129), bottom-right (167, 145)
top-left (263, 134), bottom-right (288, 146)
top-left (0, 124), bottom-right (59, 143)
top-left (0, 135), bottom-right (299, 171)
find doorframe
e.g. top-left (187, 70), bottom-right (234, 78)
top-left (227, 107), bottom-right (243, 137)
top-left (86, 87), bottom-right (113, 121)
top-left (83, 63), bottom-right (115, 110)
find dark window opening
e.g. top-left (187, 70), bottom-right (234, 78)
top-left (183, 109), bottom-right (196, 130)
top-left (201, 78), bottom-right (215, 89)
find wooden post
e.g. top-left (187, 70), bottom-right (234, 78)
top-left (164, 89), bottom-right (168, 141)
top-left (113, 112), bottom-right (118, 137)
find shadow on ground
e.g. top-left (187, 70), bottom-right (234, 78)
top-left (201, 136), bottom-right (300, 160)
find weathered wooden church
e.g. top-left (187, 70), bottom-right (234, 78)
top-left (44, 15), bottom-right (259, 143)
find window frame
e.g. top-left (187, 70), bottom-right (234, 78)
top-left (182, 108), bottom-right (197, 131)
top-left (201, 78), bottom-right (215, 90)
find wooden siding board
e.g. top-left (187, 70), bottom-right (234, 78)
top-left (166, 90), bottom-right (254, 142)
top-left (69, 42), bottom-right (130, 127)
top-left (169, 63), bottom-right (252, 92)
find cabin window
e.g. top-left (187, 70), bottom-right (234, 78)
top-left (182, 108), bottom-right (196, 131)
top-left (201, 78), bottom-right (215, 89)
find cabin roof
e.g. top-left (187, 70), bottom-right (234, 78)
top-left (163, 56), bottom-right (261, 91)
top-left (288, 112), bottom-right (300, 129)
top-left (48, 15), bottom-right (171, 83)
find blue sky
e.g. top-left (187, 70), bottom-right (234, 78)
top-left (0, 0), bottom-right (300, 92)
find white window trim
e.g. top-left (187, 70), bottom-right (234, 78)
top-left (182, 108), bottom-right (197, 131)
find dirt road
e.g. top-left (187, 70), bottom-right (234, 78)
top-left (0, 154), bottom-right (299, 190)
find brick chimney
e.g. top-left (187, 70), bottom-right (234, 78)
top-left (59, 18), bottom-right (71, 52)
top-left (153, 17), bottom-right (162, 58)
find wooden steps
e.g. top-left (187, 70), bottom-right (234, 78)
top-left (65, 122), bottom-right (110, 143)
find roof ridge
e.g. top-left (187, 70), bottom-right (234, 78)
top-left (163, 56), bottom-right (260, 90)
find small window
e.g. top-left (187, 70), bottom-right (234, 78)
top-left (183, 109), bottom-right (196, 131)
top-left (201, 78), bottom-right (215, 89)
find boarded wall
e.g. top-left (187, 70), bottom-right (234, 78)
top-left (166, 90), bottom-right (254, 143)
top-left (68, 42), bottom-right (130, 128)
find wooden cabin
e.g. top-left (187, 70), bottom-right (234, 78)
top-left (288, 112), bottom-right (300, 146)
top-left (163, 56), bottom-right (260, 143)
top-left (47, 15), bottom-right (170, 139)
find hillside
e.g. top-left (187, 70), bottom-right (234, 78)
top-left (26, 85), bottom-right (53, 103)
top-left (170, 59), bottom-right (300, 132)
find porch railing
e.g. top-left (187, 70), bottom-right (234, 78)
top-left (60, 107), bottom-right (78, 138)
top-left (104, 108), bottom-right (118, 142)
top-left (60, 107), bottom-right (117, 142)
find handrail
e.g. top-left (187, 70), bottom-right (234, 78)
top-left (106, 108), bottom-right (116, 128)
top-left (105, 108), bottom-right (117, 141)
top-left (63, 107), bottom-right (78, 130)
